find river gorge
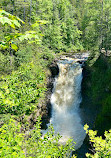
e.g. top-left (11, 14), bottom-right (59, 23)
top-left (49, 56), bottom-right (88, 150)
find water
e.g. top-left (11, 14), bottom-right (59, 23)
top-left (50, 59), bottom-right (86, 150)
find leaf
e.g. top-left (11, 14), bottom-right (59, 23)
top-left (10, 23), bottom-right (15, 29)
top-left (15, 16), bottom-right (25, 24)
top-left (19, 35), bottom-right (26, 41)
top-left (0, 17), bottom-right (12, 25)
top-left (0, 9), bottom-right (22, 28)
top-left (0, 9), bottom-right (10, 16)
top-left (11, 44), bottom-right (18, 51)
top-left (12, 20), bottom-right (21, 28)
top-left (37, 20), bottom-right (48, 24)
top-left (31, 23), bottom-right (39, 28)
top-left (0, 43), bottom-right (8, 49)
top-left (31, 20), bottom-right (48, 28)
top-left (25, 31), bottom-right (36, 34)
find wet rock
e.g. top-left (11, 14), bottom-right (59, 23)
top-left (41, 61), bottom-right (59, 129)
top-left (49, 61), bottom-right (59, 77)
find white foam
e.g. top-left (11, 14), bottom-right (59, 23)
top-left (50, 60), bottom-right (86, 150)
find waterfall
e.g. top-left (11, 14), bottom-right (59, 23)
top-left (50, 59), bottom-right (86, 150)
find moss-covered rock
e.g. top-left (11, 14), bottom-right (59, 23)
top-left (81, 54), bottom-right (111, 135)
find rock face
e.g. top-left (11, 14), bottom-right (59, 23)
top-left (49, 61), bottom-right (59, 77)
top-left (40, 61), bottom-right (59, 129)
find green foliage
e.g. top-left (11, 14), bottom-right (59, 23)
top-left (1, 0), bottom-right (111, 52)
top-left (84, 124), bottom-right (111, 158)
top-left (73, 0), bottom-right (111, 50)
top-left (0, 8), bottom-right (55, 128)
top-left (1, 1), bottom-right (111, 158)
top-left (0, 9), bottom-right (44, 52)
top-left (25, 0), bottom-right (83, 52)
top-left (0, 51), bottom-right (14, 73)
top-left (0, 119), bottom-right (25, 158)
top-left (82, 55), bottom-right (111, 135)
top-left (0, 9), bottom-right (24, 28)
top-left (0, 9), bottom-right (26, 51)
top-left (88, 50), bottom-right (100, 66)
top-left (26, 119), bottom-right (75, 157)
top-left (0, 117), bottom-right (75, 158)
top-left (0, 10), bottom-right (20, 50)
top-left (0, 59), bottom-right (46, 115)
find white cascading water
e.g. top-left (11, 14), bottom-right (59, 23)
top-left (50, 59), bottom-right (86, 150)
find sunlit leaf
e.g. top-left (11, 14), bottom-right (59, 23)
top-left (0, 17), bottom-right (12, 25)
top-left (11, 44), bottom-right (18, 51)
top-left (12, 20), bottom-right (21, 28)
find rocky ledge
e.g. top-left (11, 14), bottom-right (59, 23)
top-left (23, 60), bottom-right (59, 130)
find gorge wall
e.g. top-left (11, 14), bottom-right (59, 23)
top-left (42, 53), bottom-right (111, 137)
top-left (80, 54), bottom-right (111, 135)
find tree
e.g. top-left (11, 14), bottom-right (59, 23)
top-left (84, 124), bottom-right (111, 158)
